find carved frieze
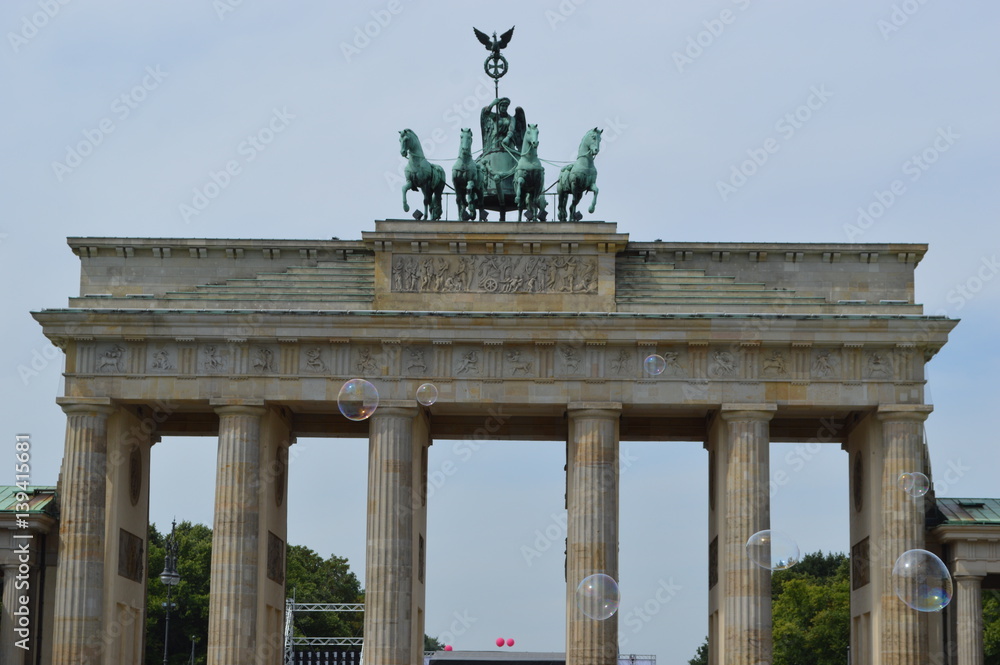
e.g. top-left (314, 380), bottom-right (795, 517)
top-left (558, 345), bottom-right (583, 375)
top-left (812, 349), bottom-right (840, 379)
top-left (302, 346), bottom-right (327, 373)
top-left (455, 348), bottom-right (481, 376)
top-left (391, 254), bottom-right (598, 294)
top-left (761, 350), bottom-right (788, 377)
top-left (200, 344), bottom-right (227, 373)
top-left (149, 347), bottom-right (174, 372)
top-left (708, 350), bottom-right (737, 378)
top-left (504, 349), bottom-right (534, 377)
top-left (866, 351), bottom-right (893, 379)
top-left (96, 344), bottom-right (126, 373)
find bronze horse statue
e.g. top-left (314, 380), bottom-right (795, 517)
top-left (452, 128), bottom-right (485, 221)
top-left (513, 123), bottom-right (546, 222)
top-left (399, 128), bottom-right (445, 220)
top-left (557, 127), bottom-right (602, 221)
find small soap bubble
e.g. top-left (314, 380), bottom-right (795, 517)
top-left (576, 573), bottom-right (620, 620)
top-left (746, 530), bottom-right (800, 571)
top-left (892, 549), bottom-right (953, 612)
top-left (644, 354), bottom-right (666, 376)
top-left (898, 471), bottom-right (930, 497)
top-left (416, 383), bottom-right (439, 406)
top-left (337, 379), bottom-right (379, 421)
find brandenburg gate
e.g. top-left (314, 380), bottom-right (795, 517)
top-left (32, 222), bottom-right (955, 664)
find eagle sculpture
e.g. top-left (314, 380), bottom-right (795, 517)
top-left (473, 26), bottom-right (515, 57)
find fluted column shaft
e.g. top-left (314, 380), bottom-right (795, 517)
top-left (721, 406), bottom-right (774, 665)
top-left (364, 406), bottom-right (418, 665)
top-left (566, 404), bottom-right (621, 665)
top-left (956, 575), bottom-right (984, 665)
top-left (2, 563), bottom-right (28, 665)
top-left (877, 407), bottom-right (930, 665)
top-left (52, 401), bottom-right (114, 665)
top-left (208, 405), bottom-right (265, 665)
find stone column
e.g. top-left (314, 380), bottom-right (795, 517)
top-left (566, 403), bottom-right (621, 665)
top-left (721, 405), bottom-right (775, 665)
top-left (364, 405), bottom-right (419, 665)
top-left (877, 405), bottom-right (931, 665)
top-left (52, 398), bottom-right (115, 665)
top-left (955, 575), bottom-right (984, 665)
top-left (2, 563), bottom-right (26, 665)
top-left (208, 403), bottom-right (266, 665)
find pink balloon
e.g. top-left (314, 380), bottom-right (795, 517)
top-left (444, 645), bottom-right (453, 652)
top-left (496, 638), bottom-right (505, 647)
top-left (506, 639), bottom-right (515, 647)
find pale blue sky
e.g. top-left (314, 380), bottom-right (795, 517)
top-left (2, 2), bottom-right (999, 663)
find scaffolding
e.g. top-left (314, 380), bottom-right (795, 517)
top-left (284, 599), bottom-right (364, 665)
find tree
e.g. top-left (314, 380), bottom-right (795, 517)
top-left (986, 590), bottom-right (1000, 665)
top-left (687, 552), bottom-right (850, 665)
top-left (145, 521), bottom-right (213, 665)
top-left (285, 544), bottom-right (365, 641)
top-left (771, 552), bottom-right (850, 665)
top-left (425, 634), bottom-right (444, 651)
top-left (688, 637), bottom-right (708, 665)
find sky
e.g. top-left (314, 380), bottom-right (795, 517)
top-left (2, 1), bottom-right (999, 663)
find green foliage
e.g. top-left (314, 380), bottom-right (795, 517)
top-left (145, 521), bottom-right (213, 665)
top-left (688, 637), bottom-right (708, 665)
top-left (771, 552), bottom-right (850, 665)
top-left (425, 634), bottom-right (444, 651)
top-left (285, 544), bottom-right (365, 640)
top-left (986, 590), bottom-right (1000, 665)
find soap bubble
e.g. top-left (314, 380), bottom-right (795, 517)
top-left (416, 383), bottom-right (439, 406)
top-left (576, 573), bottom-right (620, 620)
top-left (746, 530), bottom-right (800, 571)
top-left (898, 472), bottom-right (930, 497)
top-left (892, 549), bottom-right (953, 612)
top-left (495, 638), bottom-right (504, 648)
top-left (337, 379), bottom-right (379, 421)
top-left (643, 354), bottom-right (666, 376)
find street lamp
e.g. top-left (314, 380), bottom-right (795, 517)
top-left (159, 519), bottom-right (181, 665)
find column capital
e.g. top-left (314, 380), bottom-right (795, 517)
top-left (876, 404), bottom-right (933, 422)
top-left (56, 396), bottom-right (115, 416)
top-left (370, 401), bottom-right (421, 418)
top-left (720, 403), bottom-right (777, 422)
top-left (954, 573), bottom-right (986, 582)
top-left (210, 398), bottom-right (266, 418)
top-left (566, 402), bottom-right (622, 419)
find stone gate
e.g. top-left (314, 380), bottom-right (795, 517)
top-left (31, 220), bottom-right (957, 665)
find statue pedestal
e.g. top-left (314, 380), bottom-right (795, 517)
top-left (363, 220), bottom-right (626, 312)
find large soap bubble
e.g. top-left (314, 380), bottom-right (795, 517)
top-left (745, 530), bottom-right (800, 571)
top-left (644, 354), bottom-right (666, 376)
top-left (576, 573), bottom-right (620, 620)
top-left (898, 471), bottom-right (930, 498)
top-left (416, 382), bottom-right (439, 406)
top-left (337, 379), bottom-right (379, 421)
top-left (892, 549), bottom-right (953, 612)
